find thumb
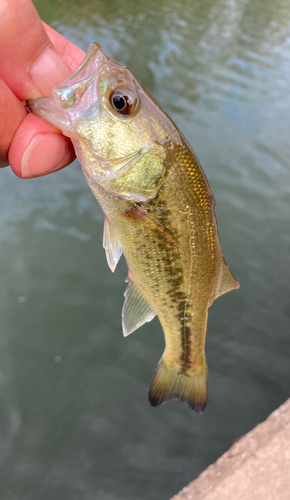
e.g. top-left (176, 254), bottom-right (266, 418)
top-left (0, 0), bottom-right (70, 99)
top-left (0, 0), bottom-right (76, 177)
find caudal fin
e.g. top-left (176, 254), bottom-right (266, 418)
top-left (148, 356), bottom-right (208, 413)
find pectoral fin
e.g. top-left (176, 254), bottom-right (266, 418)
top-left (122, 280), bottom-right (156, 337)
top-left (103, 217), bottom-right (122, 272)
top-left (124, 204), bottom-right (176, 245)
top-left (215, 257), bottom-right (240, 299)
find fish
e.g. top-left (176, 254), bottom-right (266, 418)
top-left (28, 43), bottom-right (239, 413)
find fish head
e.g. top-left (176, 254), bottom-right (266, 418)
top-left (28, 43), bottom-right (181, 201)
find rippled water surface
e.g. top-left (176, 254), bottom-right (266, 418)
top-left (1, 0), bottom-right (290, 499)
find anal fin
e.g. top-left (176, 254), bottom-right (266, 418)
top-left (215, 257), bottom-right (240, 299)
top-left (122, 281), bottom-right (156, 337)
top-left (103, 217), bottom-right (122, 272)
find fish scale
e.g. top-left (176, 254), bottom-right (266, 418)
top-left (28, 42), bottom-right (239, 412)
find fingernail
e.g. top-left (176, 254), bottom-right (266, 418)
top-left (30, 47), bottom-right (71, 96)
top-left (21, 133), bottom-right (68, 178)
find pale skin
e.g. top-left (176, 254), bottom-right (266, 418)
top-left (0, 0), bottom-right (85, 178)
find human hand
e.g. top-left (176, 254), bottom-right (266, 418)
top-left (0, 0), bottom-right (85, 178)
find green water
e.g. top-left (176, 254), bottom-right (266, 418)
top-left (1, 0), bottom-right (290, 498)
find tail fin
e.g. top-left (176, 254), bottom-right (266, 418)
top-left (148, 356), bottom-right (208, 413)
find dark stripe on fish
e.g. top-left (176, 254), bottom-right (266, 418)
top-left (155, 233), bottom-right (192, 373)
top-left (134, 193), bottom-right (193, 373)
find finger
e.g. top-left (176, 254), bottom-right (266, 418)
top-left (0, 77), bottom-right (26, 167)
top-left (8, 113), bottom-right (75, 179)
top-left (0, 0), bottom-right (83, 177)
top-left (43, 23), bottom-right (85, 73)
top-left (0, 0), bottom-right (71, 99)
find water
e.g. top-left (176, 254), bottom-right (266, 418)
top-left (1, 0), bottom-right (290, 498)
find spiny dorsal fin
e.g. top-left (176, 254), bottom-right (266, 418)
top-left (103, 217), bottom-right (122, 272)
top-left (215, 257), bottom-right (240, 299)
top-left (122, 280), bottom-right (156, 337)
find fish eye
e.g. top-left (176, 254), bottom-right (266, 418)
top-left (109, 88), bottom-right (138, 115)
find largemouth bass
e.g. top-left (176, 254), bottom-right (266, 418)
top-left (28, 43), bottom-right (239, 413)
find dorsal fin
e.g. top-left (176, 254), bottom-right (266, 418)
top-left (103, 217), bottom-right (122, 272)
top-left (215, 257), bottom-right (239, 299)
top-left (122, 280), bottom-right (156, 337)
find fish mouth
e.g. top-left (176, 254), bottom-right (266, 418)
top-left (27, 43), bottom-right (109, 138)
top-left (27, 94), bottom-right (77, 138)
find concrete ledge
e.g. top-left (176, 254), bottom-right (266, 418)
top-left (171, 399), bottom-right (290, 500)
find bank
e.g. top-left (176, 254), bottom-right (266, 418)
top-left (171, 399), bottom-right (290, 500)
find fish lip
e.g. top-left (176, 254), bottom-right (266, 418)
top-left (27, 95), bottom-right (77, 138)
top-left (26, 98), bottom-right (40, 109)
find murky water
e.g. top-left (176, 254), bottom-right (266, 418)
top-left (1, 0), bottom-right (290, 499)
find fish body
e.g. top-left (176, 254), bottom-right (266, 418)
top-left (29, 43), bottom-right (239, 412)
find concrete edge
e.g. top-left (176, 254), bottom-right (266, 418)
top-left (171, 398), bottom-right (290, 499)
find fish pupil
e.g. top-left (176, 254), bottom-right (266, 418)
top-left (113, 95), bottom-right (126, 111)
